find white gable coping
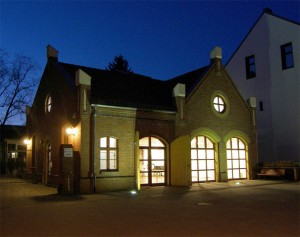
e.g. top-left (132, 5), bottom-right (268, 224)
top-left (173, 83), bottom-right (186, 97)
top-left (75, 69), bottom-right (91, 86)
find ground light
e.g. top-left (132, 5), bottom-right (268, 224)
top-left (130, 190), bottom-right (137, 195)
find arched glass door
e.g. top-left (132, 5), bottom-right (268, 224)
top-left (191, 136), bottom-right (215, 182)
top-left (226, 138), bottom-right (247, 179)
top-left (139, 137), bottom-right (166, 185)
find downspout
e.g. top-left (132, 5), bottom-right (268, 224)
top-left (91, 106), bottom-right (96, 192)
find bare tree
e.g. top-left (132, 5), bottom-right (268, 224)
top-left (106, 55), bottom-right (133, 73)
top-left (0, 49), bottom-right (39, 125)
top-left (0, 48), bottom-right (39, 173)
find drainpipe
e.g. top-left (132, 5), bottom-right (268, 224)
top-left (91, 106), bottom-right (96, 192)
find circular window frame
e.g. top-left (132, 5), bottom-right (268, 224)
top-left (211, 91), bottom-right (230, 118)
top-left (45, 94), bottom-right (52, 114)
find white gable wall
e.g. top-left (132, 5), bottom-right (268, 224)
top-left (226, 12), bottom-right (300, 162)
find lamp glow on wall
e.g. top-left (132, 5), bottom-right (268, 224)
top-left (24, 138), bottom-right (31, 145)
top-left (66, 127), bottom-right (77, 136)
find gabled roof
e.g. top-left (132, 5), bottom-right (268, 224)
top-left (226, 8), bottom-right (300, 66)
top-left (52, 60), bottom-right (212, 112)
top-left (166, 65), bottom-right (211, 95)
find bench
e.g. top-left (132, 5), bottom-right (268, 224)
top-left (257, 168), bottom-right (285, 179)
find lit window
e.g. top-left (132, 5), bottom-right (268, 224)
top-left (245, 55), bottom-right (256, 79)
top-left (226, 138), bottom-right (247, 180)
top-left (45, 95), bottom-right (52, 113)
top-left (213, 96), bottom-right (225, 113)
top-left (191, 136), bottom-right (215, 182)
top-left (281, 42), bottom-right (294, 70)
top-left (100, 137), bottom-right (118, 171)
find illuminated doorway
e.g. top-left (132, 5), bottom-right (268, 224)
top-left (226, 138), bottom-right (247, 179)
top-left (191, 136), bottom-right (215, 182)
top-left (139, 136), bottom-right (166, 185)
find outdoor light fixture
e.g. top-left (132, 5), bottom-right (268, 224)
top-left (66, 127), bottom-right (77, 136)
top-left (130, 190), bottom-right (137, 195)
top-left (24, 138), bottom-right (31, 145)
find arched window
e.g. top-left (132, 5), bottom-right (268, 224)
top-left (226, 138), bottom-right (247, 179)
top-left (191, 136), bottom-right (215, 182)
top-left (45, 95), bottom-right (52, 114)
top-left (139, 136), bottom-right (166, 185)
top-left (100, 137), bottom-right (118, 171)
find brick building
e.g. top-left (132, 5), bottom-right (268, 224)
top-left (25, 45), bottom-right (258, 193)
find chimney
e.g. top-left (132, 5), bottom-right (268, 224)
top-left (210, 46), bottom-right (222, 63)
top-left (47, 45), bottom-right (58, 61)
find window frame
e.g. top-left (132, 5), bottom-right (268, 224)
top-left (99, 137), bottom-right (118, 171)
top-left (45, 94), bottom-right (52, 114)
top-left (213, 96), bottom-right (226, 113)
top-left (245, 55), bottom-right (256, 79)
top-left (281, 42), bottom-right (294, 70)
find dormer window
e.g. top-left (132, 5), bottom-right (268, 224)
top-left (45, 95), bottom-right (52, 114)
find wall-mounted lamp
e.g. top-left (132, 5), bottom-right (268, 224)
top-left (66, 127), bottom-right (77, 136)
top-left (24, 138), bottom-right (31, 145)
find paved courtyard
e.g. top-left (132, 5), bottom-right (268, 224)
top-left (0, 176), bottom-right (299, 237)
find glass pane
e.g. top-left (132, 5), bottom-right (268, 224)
top-left (198, 150), bottom-right (206, 159)
top-left (219, 105), bottom-right (225, 112)
top-left (139, 149), bottom-right (148, 160)
top-left (110, 150), bottom-right (117, 160)
top-left (233, 160), bottom-right (239, 168)
top-left (199, 171), bottom-right (207, 181)
top-left (151, 149), bottom-right (164, 160)
top-left (151, 137), bottom-right (164, 147)
top-left (240, 160), bottom-right (246, 169)
top-left (207, 171), bottom-right (215, 181)
top-left (239, 150), bottom-right (246, 159)
top-left (100, 160), bottom-right (107, 170)
top-left (227, 150), bottom-right (232, 159)
top-left (227, 170), bottom-right (232, 179)
top-left (100, 150), bottom-right (107, 159)
top-left (239, 140), bottom-right (245, 149)
top-left (198, 160), bottom-right (206, 170)
top-left (110, 159), bottom-right (117, 169)
top-left (207, 150), bottom-right (214, 159)
top-left (152, 171), bottom-right (165, 184)
top-left (140, 172), bottom-right (148, 185)
top-left (192, 171), bottom-right (198, 181)
top-left (152, 161), bottom-right (164, 171)
top-left (240, 169), bottom-right (247, 178)
top-left (226, 140), bottom-right (231, 149)
top-left (110, 137), bottom-right (117, 148)
top-left (139, 137), bottom-right (149, 147)
top-left (233, 169), bottom-right (240, 179)
top-left (227, 160), bottom-right (232, 169)
top-left (191, 150), bottom-right (197, 159)
top-left (232, 150), bottom-right (239, 159)
top-left (100, 137), bottom-right (107, 148)
top-left (140, 161), bottom-right (148, 171)
top-left (231, 138), bottom-right (238, 149)
top-left (197, 136), bottom-right (205, 148)
top-left (191, 138), bottom-right (197, 148)
top-left (213, 97), bottom-right (219, 104)
top-left (206, 138), bottom-right (214, 148)
top-left (207, 160), bottom-right (214, 169)
top-left (191, 160), bottom-right (198, 170)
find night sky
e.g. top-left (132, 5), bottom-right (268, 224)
top-left (1, 1), bottom-right (299, 124)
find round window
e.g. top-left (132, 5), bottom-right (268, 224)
top-left (213, 96), bottom-right (225, 113)
top-left (45, 95), bottom-right (52, 113)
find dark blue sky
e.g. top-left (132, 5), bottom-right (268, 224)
top-left (1, 1), bottom-right (299, 80)
top-left (1, 1), bottom-right (299, 124)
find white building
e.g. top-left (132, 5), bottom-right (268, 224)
top-left (226, 8), bottom-right (300, 162)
